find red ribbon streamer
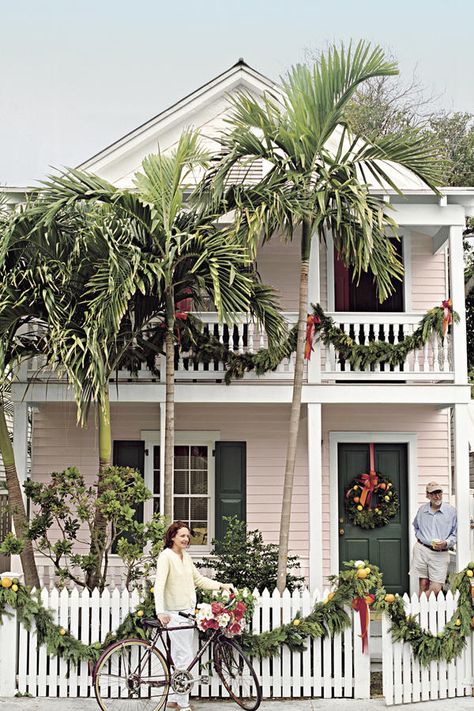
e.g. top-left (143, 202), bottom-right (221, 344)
top-left (441, 298), bottom-right (452, 338)
top-left (352, 597), bottom-right (370, 654)
top-left (304, 314), bottom-right (321, 360)
top-left (358, 443), bottom-right (378, 508)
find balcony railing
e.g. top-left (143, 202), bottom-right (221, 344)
top-left (26, 311), bottom-right (455, 384)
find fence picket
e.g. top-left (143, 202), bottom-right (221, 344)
top-left (259, 589), bottom-right (271, 698)
top-left (419, 593), bottom-right (430, 701)
top-left (311, 589), bottom-right (323, 698)
top-left (78, 588), bottom-right (90, 697)
top-left (37, 588), bottom-right (49, 697)
top-left (382, 610), bottom-right (394, 705)
top-left (48, 588), bottom-right (59, 697)
top-left (301, 588), bottom-right (312, 697)
top-left (437, 592), bottom-right (448, 698)
top-left (270, 589), bottom-right (282, 697)
top-left (281, 589), bottom-right (292, 697)
top-left (410, 593), bottom-right (421, 702)
top-left (401, 593), bottom-right (412, 704)
top-left (428, 592), bottom-right (439, 699)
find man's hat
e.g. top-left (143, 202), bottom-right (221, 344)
top-left (426, 481), bottom-right (443, 493)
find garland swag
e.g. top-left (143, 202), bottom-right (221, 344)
top-left (180, 301), bottom-right (459, 383)
top-left (1, 561), bottom-right (473, 667)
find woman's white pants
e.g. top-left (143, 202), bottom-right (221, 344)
top-left (162, 609), bottom-right (195, 708)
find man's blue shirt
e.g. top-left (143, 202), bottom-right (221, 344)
top-left (412, 502), bottom-right (457, 549)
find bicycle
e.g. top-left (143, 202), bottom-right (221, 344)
top-left (92, 608), bottom-right (262, 711)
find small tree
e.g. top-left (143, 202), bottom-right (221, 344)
top-left (25, 466), bottom-right (166, 591)
top-left (198, 516), bottom-right (304, 593)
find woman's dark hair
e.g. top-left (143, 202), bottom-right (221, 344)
top-left (164, 520), bottom-right (191, 549)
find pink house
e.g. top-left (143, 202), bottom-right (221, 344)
top-left (9, 61), bottom-right (474, 592)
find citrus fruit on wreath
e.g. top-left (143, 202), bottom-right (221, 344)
top-left (344, 474), bottom-right (399, 529)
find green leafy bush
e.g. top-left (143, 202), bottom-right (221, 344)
top-left (25, 466), bottom-right (166, 590)
top-left (198, 516), bottom-right (304, 593)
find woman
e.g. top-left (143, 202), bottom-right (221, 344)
top-left (154, 520), bottom-right (233, 711)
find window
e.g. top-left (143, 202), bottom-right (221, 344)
top-left (142, 431), bottom-right (219, 552)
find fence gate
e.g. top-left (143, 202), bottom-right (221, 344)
top-left (382, 591), bottom-right (474, 705)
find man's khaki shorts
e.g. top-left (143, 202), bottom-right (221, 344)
top-left (410, 541), bottom-right (450, 584)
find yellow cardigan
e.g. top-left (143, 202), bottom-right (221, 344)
top-left (154, 547), bottom-right (222, 614)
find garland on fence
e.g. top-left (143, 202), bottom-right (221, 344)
top-left (1, 560), bottom-right (473, 667)
top-left (181, 300), bottom-right (458, 383)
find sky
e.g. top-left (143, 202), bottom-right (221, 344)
top-left (1, 0), bottom-right (473, 186)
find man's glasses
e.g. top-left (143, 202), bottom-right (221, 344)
top-left (427, 490), bottom-right (442, 495)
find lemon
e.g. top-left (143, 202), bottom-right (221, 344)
top-left (137, 610), bottom-right (144, 617)
top-left (384, 496), bottom-right (390, 502)
top-left (356, 505), bottom-right (363, 511)
top-left (466, 570), bottom-right (473, 578)
top-left (455, 619), bottom-right (461, 627)
top-left (364, 567), bottom-right (371, 575)
top-left (384, 594), bottom-right (395, 603)
top-left (1, 577), bottom-right (12, 589)
top-left (59, 628), bottom-right (66, 636)
top-left (293, 618), bottom-right (301, 626)
top-left (150, 586), bottom-right (155, 593)
top-left (327, 592), bottom-right (336, 601)
top-left (11, 584), bottom-right (18, 592)
top-left (356, 569), bottom-right (369, 579)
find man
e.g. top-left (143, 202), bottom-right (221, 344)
top-left (411, 481), bottom-right (457, 596)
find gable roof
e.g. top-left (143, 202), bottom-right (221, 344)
top-left (77, 60), bottom-right (276, 186)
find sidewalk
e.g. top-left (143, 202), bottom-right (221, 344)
top-left (0, 698), bottom-right (473, 711)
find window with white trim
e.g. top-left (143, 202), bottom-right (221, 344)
top-left (142, 431), bottom-right (218, 552)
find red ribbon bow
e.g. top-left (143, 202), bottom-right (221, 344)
top-left (304, 314), bottom-right (321, 360)
top-left (357, 443), bottom-right (378, 508)
top-left (441, 298), bottom-right (452, 338)
top-left (352, 597), bottom-right (370, 654)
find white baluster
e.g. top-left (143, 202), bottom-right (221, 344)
top-left (237, 323), bottom-right (244, 353)
top-left (259, 322), bottom-right (265, 349)
top-left (432, 333), bottom-right (440, 373)
top-left (392, 322), bottom-right (400, 373)
top-left (248, 321), bottom-right (254, 353)
top-left (384, 323), bottom-right (390, 375)
top-left (342, 322), bottom-right (350, 372)
top-left (374, 322), bottom-right (381, 373)
top-left (423, 338), bottom-right (430, 372)
top-left (442, 333), bottom-right (450, 372)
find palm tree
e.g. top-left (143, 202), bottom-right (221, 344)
top-left (205, 42), bottom-right (441, 591)
top-left (32, 130), bottom-right (285, 525)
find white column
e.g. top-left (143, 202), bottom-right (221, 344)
top-left (307, 240), bottom-right (321, 384)
top-left (12, 402), bottom-right (29, 498)
top-left (453, 404), bottom-right (471, 569)
top-left (448, 226), bottom-right (468, 384)
top-left (307, 403), bottom-right (323, 591)
top-left (159, 402), bottom-right (166, 516)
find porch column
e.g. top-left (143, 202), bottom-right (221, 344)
top-left (453, 404), bottom-right (471, 568)
top-left (307, 403), bottom-right (323, 590)
top-left (159, 402), bottom-right (166, 516)
top-left (307, 239), bottom-right (321, 383)
top-left (12, 402), bottom-right (29, 501)
top-left (448, 226), bottom-right (468, 384)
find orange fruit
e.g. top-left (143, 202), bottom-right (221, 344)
top-left (353, 497), bottom-right (360, 503)
top-left (1, 578), bottom-right (12, 589)
top-left (384, 594), bottom-right (395, 603)
top-left (357, 568), bottom-right (369, 579)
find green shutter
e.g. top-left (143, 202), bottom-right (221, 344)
top-left (215, 441), bottom-right (246, 541)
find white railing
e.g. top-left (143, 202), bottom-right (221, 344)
top-left (321, 312), bottom-right (454, 381)
top-left (382, 591), bottom-right (474, 705)
top-left (1, 586), bottom-right (370, 699)
top-left (25, 311), bottom-right (456, 384)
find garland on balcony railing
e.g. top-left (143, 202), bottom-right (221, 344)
top-left (184, 301), bottom-right (458, 383)
top-left (1, 560), bottom-right (473, 667)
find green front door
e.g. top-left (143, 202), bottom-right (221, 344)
top-left (338, 443), bottom-right (409, 594)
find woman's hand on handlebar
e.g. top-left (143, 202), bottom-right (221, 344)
top-left (157, 613), bottom-right (171, 626)
top-left (221, 583), bottom-right (236, 593)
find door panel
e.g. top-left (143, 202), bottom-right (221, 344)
top-left (215, 442), bottom-right (246, 541)
top-left (338, 443), bottom-right (409, 594)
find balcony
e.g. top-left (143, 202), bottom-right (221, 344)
top-left (26, 311), bottom-right (455, 385)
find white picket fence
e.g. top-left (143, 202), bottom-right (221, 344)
top-left (382, 590), bottom-right (474, 705)
top-left (0, 586), bottom-right (371, 700)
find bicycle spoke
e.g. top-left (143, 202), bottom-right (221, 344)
top-left (214, 638), bottom-right (261, 711)
top-left (94, 640), bottom-right (170, 711)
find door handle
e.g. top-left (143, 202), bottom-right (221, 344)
top-left (339, 528), bottom-right (345, 536)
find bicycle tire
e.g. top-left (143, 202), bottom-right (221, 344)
top-left (94, 638), bottom-right (170, 711)
top-left (213, 637), bottom-right (262, 710)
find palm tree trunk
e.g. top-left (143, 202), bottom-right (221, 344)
top-left (276, 221), bottom-right (312, 592)
top-left (0, 403), bottom-right (39, 588)
top-left (164, 307), bottom-right (175, 519)
top-left (86, 389), bottom-right (111, 590)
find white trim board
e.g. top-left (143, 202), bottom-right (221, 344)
top-left (328, 431), bottom-right (417, 594)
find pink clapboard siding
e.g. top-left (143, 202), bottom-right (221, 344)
top-left (410, 230), bottom-right (447, 310)
top-left (256, 233), bottom-right (301, 312)
top-left (31, 402), bottom-right (310, 574)
top-left (320, 404), bottom-right (451, 578)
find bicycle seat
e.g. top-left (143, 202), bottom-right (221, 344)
top-left (142, 618), bottom-right (162, 629)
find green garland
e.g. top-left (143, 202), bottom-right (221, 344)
top-left (182, 301), bottom-right (459, 382)
top-left (1, 560), bottom-right (473, 667)
top-left (345, 476), bottom-right (399, 529)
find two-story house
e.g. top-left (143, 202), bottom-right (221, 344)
top-left (9, 61), bottom-right (474, 593)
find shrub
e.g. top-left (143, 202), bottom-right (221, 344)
top-left (198, 516), bottom-right (304, 593)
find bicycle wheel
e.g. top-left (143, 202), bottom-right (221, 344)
top-left (214, 637), bottom-right (262, 710)
top-left (94, 638), bottom-right (170, 711)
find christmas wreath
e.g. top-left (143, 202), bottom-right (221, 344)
top-left (344, 444), bottom-right (399, 529)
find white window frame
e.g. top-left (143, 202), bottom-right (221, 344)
top-left (141, 430), bottom-right (220, 554)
